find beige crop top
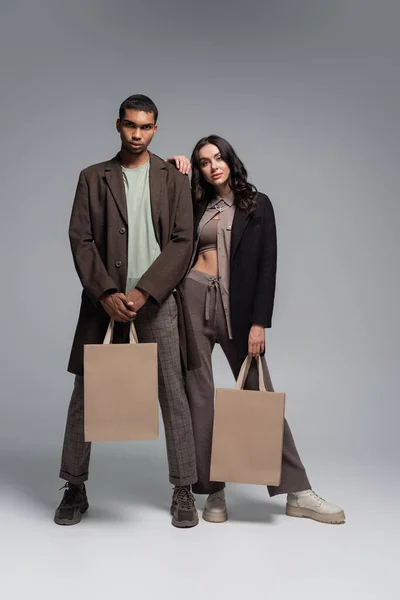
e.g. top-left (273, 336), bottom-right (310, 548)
top-left (197, 216), bottom-right (218, 255)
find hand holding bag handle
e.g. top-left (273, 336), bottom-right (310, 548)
top-left (103, 320), bottom-right (139, 345)
top-left (212, 354), bottom-right (284, 485)
top-left (235, 355), bottom-right (267, 392)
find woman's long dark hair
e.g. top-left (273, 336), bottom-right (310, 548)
top-left (191, 135), bottom-right (257, 215)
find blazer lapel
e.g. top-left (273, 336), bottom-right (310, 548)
top-left (231, 207), bottom-right (250, 259)
top-left (231, 193), bottom-right (260, 258)
top-left (104, 155), bottom-right (128, 224)
top-left (149, 152), bottom-right (167, 245)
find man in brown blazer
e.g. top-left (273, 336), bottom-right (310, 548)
top-left (55, 94), bottom-right (199, 528)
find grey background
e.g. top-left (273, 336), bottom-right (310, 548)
top-left (1, 2), bottom-right (399, 598)
top-left (0, 1), bottom-right (399, 482)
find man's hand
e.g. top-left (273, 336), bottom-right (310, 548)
top-left (126, 288), bottom-right (149, 313)
top-left (100, 292), bottom-right (137, 322)
top-left (248, 325), bottom-right (265, 358)
top-left (166, 155), bottom-right (191, 175)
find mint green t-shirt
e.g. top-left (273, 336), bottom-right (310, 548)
top-left (122, 161), bottom-right (161, 293)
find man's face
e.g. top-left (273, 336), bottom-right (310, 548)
top-left (117, 109), bottom-right (158, 155)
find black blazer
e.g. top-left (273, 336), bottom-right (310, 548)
top-left (193, 192), bottom-right (277, 362)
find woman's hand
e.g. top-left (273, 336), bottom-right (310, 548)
top-left (166, 155), bottom-right (191, 175)
top-left (248, 325), bottom-right (265, 358)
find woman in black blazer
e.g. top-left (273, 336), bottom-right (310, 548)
top-left (181, 135), bottom-right (344, 525)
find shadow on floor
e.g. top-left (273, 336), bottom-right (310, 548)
top-left (0, 444), bottom-right (285, 524)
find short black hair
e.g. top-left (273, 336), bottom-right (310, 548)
top-left (119, 94), bottom-right (158, 123)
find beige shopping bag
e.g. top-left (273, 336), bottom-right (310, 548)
top-left (84, 321), bottom-right (158, 442)
top-left (210, 356), bottom-right (285, 486)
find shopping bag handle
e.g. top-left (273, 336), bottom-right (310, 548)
top-left (235, 355), bottom-right (267, 392)
top-left (103, 320), bottom-right (138, 345)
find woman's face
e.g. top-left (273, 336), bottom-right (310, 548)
top-left (198, 144), bottom-right (230, 188)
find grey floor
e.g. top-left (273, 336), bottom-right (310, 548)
top-left (0, 441), bottom-right (397, 600)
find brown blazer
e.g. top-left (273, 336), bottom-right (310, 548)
top-left (67, 151), bottom-right (200, 375)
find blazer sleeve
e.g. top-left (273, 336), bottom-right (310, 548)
top-left (69, 171), bottom-right (119, 304)
top-left (137, 175), bottom-right (193, 305)
top-left (251, 195), bottom-right (277, 328)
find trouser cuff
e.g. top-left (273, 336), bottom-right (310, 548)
top-left (59, 470), bottom-right (89, 485)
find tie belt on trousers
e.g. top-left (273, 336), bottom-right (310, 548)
top-left (204, 276), bottom-right (220, 327)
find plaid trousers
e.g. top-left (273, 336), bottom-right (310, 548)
top-left (60, 294), bottom-right (198, 487)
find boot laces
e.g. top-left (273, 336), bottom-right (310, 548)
top-left (59, 482), bottom-right (81, 506)
top-left (174, 486), bottom-right (194, 509)
top-left (308, 490), bottom-right (325, 503)
top-left (208, 490), bottom-right (225, 503)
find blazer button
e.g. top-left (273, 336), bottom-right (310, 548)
top-left (119, 227), bottom-right (126, 234)
top-left (115, 260), bottom-right (122, 268)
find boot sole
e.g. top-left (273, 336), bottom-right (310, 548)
top-left (171, 514), bottom-right (199, 528)
top-left (54, 499), bottom-right (89, 526)
top-left (203, 509), bottom-right (228, 523)
top-left (286, 503), bottom-right (345, 524)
